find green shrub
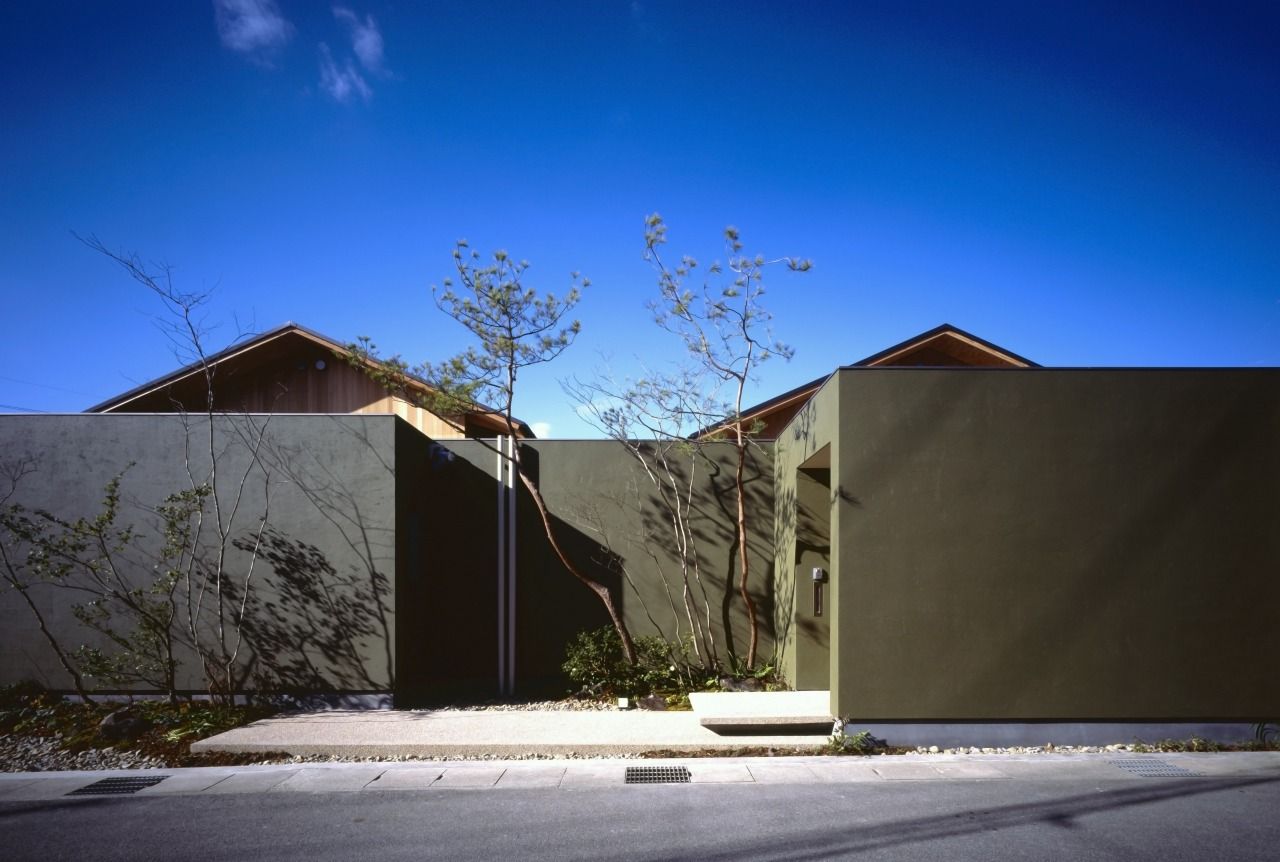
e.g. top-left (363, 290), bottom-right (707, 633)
top-left (0, 680), bottom-right (52, 710)
top-left (562, 626), bottom-right (684, 696)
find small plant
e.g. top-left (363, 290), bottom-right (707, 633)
top-left (828, 723), bottom-right (883, 755)
top-left (0, 679), bottom-right (50, 711)
top-left (719, 660), bottom-right (784, 691)
top-left (1254, 722), bottom-right (1278, 745)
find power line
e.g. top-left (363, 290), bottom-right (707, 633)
top-left (0, 374), bottom-right (92, 397)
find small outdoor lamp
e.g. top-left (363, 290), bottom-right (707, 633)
top-left (811, 567), bottom-right (827, 617)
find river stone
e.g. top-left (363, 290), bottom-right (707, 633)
top-left (97, 709), bottom-right (153, 742)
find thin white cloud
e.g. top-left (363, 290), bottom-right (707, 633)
top-left (318, 43), bottom-right (372, 103)
top-left (214, 0), bottom-right (293, 58)
top-left (531, 422), bottom-right (552, 439)
top-left (333, 6), bottom-right (385, 73)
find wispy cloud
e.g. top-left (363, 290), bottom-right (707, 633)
top-left (531, 422), bottom-right (552, 439)
top-left (318, 43), bottom-right (372, 103)
top-left (213, 0), bottom-right (293, 60)
top-left (333, 6), bottom-right (385, 73)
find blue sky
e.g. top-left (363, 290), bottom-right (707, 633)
top-left (2, 1), bottom-right (1278, 437)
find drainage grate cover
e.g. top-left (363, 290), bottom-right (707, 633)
top-left (625, 765), bottom-right (691, 785)
top-left (1108, 759), bottom-right (1202, 778)
top-left (67, 776), bottom-right (169, 796)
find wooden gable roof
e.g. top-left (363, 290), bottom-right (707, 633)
top-left (87, 322), bottom-right (534, 439)
top-left (697, 323), bottom-right (1036, 440)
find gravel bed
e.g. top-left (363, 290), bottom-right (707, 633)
top-left (0, 734), bottom-right (166, 772)
top-left (420, 699), bottom-right (618, 713)
top-left (252, 751), bottom-right (645, 764)
top-left (909, 744), bottom-right (1153, 755)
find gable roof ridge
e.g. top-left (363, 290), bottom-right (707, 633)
top-left (85, 322), bottom-right (532, 435)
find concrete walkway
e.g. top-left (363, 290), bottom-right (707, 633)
top-left (2, 752), bottom-right (1278, 801)
top-left (190, 709), bottom-right (832, 757)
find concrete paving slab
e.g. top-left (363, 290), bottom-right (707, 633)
top-left (689, 691), bottom-right (831, 717)
top-left (269, 766), bottom-right (386, 793)
top-left (191, 709), bottom-right (831, 758)
top-left (135, 771), bottom-right (235, 794)
top-left (991, 757), bottom-right (1136, 781)
top-left (690, 691), bottom-right (833, 731)
top-left (559, 764), bottom-right (623, 789)
top-left (2, 775), bottom-right (113, 800)
top-left (932, 762), bottom-right (1011, 780)
top-left (872, 762), bottom-right (944, 780)
top-left (746, 763), bottom-right (820, 783)
top-left (687, 762), bottom-right (754, 783)
top-left (2, 752), bottom-right (1279, 802)
top-left (804, 760), bottom-right (885, 782)
top-left (433, 767), bottom-right (506, 788)
top-left (0, 778), bottom-right (39, 799)
top-left (363, 767), bottom-right (444, 791)
top-left (495, 767), bottom-right (566, 789)
top-left (201, 769), bottom-right (300, 794)
top-left (1171, 752), bottom-right (1280, 777)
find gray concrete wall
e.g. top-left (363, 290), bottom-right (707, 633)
top-left (825, 368), bottom-right (1280, 721)
top-left (0, 414), bottom-right (398, 695)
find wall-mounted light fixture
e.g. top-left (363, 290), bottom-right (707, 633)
top-left (812, 567), bottom-right (827, 617)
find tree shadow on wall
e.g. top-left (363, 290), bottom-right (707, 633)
top-left (687, 443), bottom-right (775, 665)
top-left (258, 419), bottom-right (397, 690)
top-left (514, 445), bottom-right (625, 696)
top-left (231, 528), bottom-right (387, 693)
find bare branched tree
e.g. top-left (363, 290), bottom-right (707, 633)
top-left (642, 215), bottom-right (810, 669)
top-left (565, 368), bottom-right (724, 670)
top-left (349, 242), bottom-right (640, 664)
top-left (77, 235), bottom-right (275, 702)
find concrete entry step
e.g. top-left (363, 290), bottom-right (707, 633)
top-left (689, 691), bottom-right (833, 734)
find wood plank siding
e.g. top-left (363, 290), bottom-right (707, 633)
top-left (89, 325), bottom-right (526, 439)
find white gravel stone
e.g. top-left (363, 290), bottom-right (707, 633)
top-left (0, 734), bottom-right (166, 773)
top-left (424, 699), bottom-right (618, 713)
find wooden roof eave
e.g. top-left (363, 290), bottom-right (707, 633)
top-left (86, 322), bottom-right (536, 436)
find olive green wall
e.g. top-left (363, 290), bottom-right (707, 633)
top-left (0, 417), bottom-right (777, 701)
top-left (393, 422), bottom-right (502, 703)
top-left (14, 365), bottom-right (1274, 718)
top-left (772, 380), bottom-right (841, 692)
top-left (0, 414), bottom-right (399, 695)
top-left (428, 439), bottom-right (776, 694)
top-left (825, 368), bottom-right (1280, 720)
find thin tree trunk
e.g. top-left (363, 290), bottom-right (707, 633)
top-left (11, 582), bottom-right (95, 703)
top-left (734, 424), bottom-right (759, 669)
top-left (515, 469), bottom-right (638, 665)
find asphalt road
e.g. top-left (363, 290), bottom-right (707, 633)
top-left (4, 774), bottom-right (1278, 861)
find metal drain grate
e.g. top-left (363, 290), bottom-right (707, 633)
top-left (625, 765), bottom-right (691, 785)
top-left (1108, 759), bottom-right (1202, 778)
top-left (67, 776), bottom-right (169, 796)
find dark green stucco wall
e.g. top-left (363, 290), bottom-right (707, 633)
top-left (12, 365), bottom-right (1275, 719)
top-left (772, 379), bottom-right (841, 693)
top-left (425, 439), bottom-right (776, 696)
top-left (0, 414), bottom-right (399, 695)
top-left (0, 415), bottom-right (776, 701)
top-left (811, 368), bottom-right (1280, 721)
